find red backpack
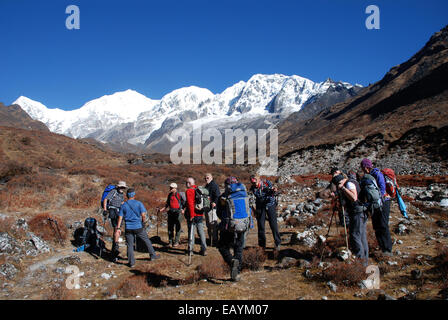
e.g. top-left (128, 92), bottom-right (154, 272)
top-left (169, 192), bottom-right (182, 210)
top-left (381, 168), bottom-right (399, 198)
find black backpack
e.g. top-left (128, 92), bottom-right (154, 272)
top-left (360, 174), bottom-right (383, 211)
top-left (74, 217), bottom-right (101, 249)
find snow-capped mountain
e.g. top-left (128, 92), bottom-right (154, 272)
top-left (13, 74), bottom-right (363, 152)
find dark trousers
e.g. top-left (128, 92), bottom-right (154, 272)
top-left (108, 208), bottom-right (120, 257)
top-left (256, 204), bottom-right (281, 248)
top-left (371, 200), bottom-right (393, 253)
top-left (349, 209), bottom-right (369, 266)
top-left (167, 211), bottom-right (182, 244)
top-left (218, 229), bottom-right (245, 270)
top-left (125, 228), bottom-right (156, 266)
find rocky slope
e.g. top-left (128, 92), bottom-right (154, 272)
top-left (277, 25), bottom-right (448, 176)
top-left (0, 103), bottom-right (49, 132)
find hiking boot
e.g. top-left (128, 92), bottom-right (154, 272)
top-left (382, 251), bottom-right (393, 257)
top-left (150, 254), bottom-right (161, 261)
top-left (173, 242), bottom-right (179, 248)
top-left (231, 259), bottom-right (240, 282)
top-left (199, 249), bottom-right (207, 256)
top-left (275, 244), bottom-right (281, 252)
top-left (127, 263), bottom-right (135, 268)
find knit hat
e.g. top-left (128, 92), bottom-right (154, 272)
top-left (360, 158), bottom-right (373, 169)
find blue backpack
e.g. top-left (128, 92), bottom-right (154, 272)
top-left (224, 183), bottom-right (250, 233)
top-left (101, 184), bottom-right (116, 207)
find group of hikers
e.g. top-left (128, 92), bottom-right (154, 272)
top-left (95, 173), bottom-right (280, 282)
top-left (327, 158), bottom-right (404, 266)
top-left (78, 157), bottom-right (403, 281)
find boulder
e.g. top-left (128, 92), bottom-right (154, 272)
top-left (58, 255), bottom-right (82, 266)
top-left (291, 230), bottom-right (317, 247)
top-left (0, 232), bottom-right (23, 255)
top-left (26, 232), bottom-right (51, 254)
top-left (394, 223), bottom-right (409, 235)
top-left (0, 263), bottom-right (18, 280)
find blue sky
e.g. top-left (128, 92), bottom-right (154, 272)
top-left (0, 0), bottom-right (447, 110)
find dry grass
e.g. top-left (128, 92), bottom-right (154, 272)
top-left (242, 247), bottom-right (267, 271)
top-left (195, 256), bottom-right (229, 280)
top-left (45, 283), bottom-right (75, 300)
top-left (320, 260), bottom-right (367, 287)
top-left (28, 213), bottom-right (68, 244)
top-left (433, 244), bottom-right (448, 282)
top-left (116, 275), bottom-right (152, 298)
top-left (65, 182), bottom-right (99, 208)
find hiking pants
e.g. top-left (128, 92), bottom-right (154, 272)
top-left (167, 211), bottom-right (182, 245)
top-left (125, 228), bottom-right (156, 266)
top-left (205, 208), bottom-right (219, 246)
top-left (349, 209), bottom-right (369, 266)
top-left (218, 229), bottom-right (244, 271)
top-left (371, 200), bottom-right (393, 253)
top-left (108, 207), bottom-right (120, 257)
top-left (256, 204), bottom-right (281, 248)
top-left (187, 216), bottom-right (207, 253)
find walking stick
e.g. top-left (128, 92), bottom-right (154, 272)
top-left (340, 203), bottom-right (350, 250)
top-left (188, 220), bottom-right (194, 266)
top-left (99, 214), bottom-right (107, 258)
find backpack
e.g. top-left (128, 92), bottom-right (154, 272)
top-left (74, 217), bottom-right (102, 252)
top-left (101, 184), bottom-right (116, 207)
top-left (169, 192), bottom-right (183, 211)
top-left (195, 186), bottom-right (210, 213)
top-left (360, 174), bottom-right (383, 211)
top-left (381, 168), bottom-right (398, 198)
top-left (224, 183), bottom-right (250, 233)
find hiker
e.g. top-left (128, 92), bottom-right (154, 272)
top-left (217, 177), bottom-right (251, 282)
top-left (332, 174), bottom-right (369, 266)
top-left (185, 177), bottom-right (207, 256)
top-left (327, 168), bottom-right (350, 227)
top-left (204, 173), bottom-right (220, 247)
top-left (158, 183), bottom-right (185, 247)
top-left (116, 188), bottom-right (160, 267)
top-left (103, 181), bottom-right (127, 261)
top-left (360, 158), bottom-right (393, 256)
top-left (250, 175), bottom-right (281, 251)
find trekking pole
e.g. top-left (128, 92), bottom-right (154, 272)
top-left (340, 202), bottom-right (350, 250)
top-left (47, 218), bottom-right (63, 245)
top-left (188, 221), bottom-right (194, 266)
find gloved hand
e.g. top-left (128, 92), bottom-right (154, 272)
top-left (102, 210), bottom-right (109, 217)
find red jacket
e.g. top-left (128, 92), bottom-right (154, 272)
top-left (186, 185), bottom-right (202, 219)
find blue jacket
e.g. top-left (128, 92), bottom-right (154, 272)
top-left (370, 168), bottom-right (386, 196)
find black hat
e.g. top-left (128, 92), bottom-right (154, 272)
top-left (331, 174), bottom-right (345, 186)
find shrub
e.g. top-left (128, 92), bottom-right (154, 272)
top-left (320, 260), bottom-right (367, 287)
top-left (116, 275), bottom-right (152, 298)
top-left (28, 213), bottom-right (68, 244)
top-left (242, 247), bottom-right (267, 271)
top-left (45, 283), bottom-right (74, 300)
top-left (434, 244), bottom-right (448, 282)
top-left (195, 256), bottom-right (229, 280)
top-left (0, 162), bottom-right (32, 181)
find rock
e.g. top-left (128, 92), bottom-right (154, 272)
top-left (58, 255), bottom-right (82, 266)
top-left (327, 281), bottom-right (337, 292)
top-left (304, 204), bottom-right (314, 213)
top-left (101, 273), bottom-right (111, 280)
top-left (297, 259), bottom-right (311, 268)
top-left (198, 290), bottom-right (205, 294)
top-left (278, 257), bottom-right (297, 269)
top-left (291, 230), bottom-right (317, 247)
top-left (318, 262), bottom-right (332, 269)
top-left (27, 232), bottom-right (51, 254)
top-left (0, 263), bottom-right (18, 280)
top-left (399, 292), bottom-right (417, 300)
top-left (106, 294), bottom-right (117, 300)
top-left (387, 261), bottom-right (398, 266)
top-left (440, 199), bottom-right (448, 207)
top-left (0, 232), bottom-right (23, 255)
top-left (321, 296), bottom-right (328, 300)
top-left (410, 269), bottom-right (422, 280)
top-left (303, 269), bottom-right (313, 279)
top-left (394, 223), bottom-right (409, 235)
top-left (277, 217), bottom-right (284, 223)
top-left (336, 248), bottom-right (351, 261)
top-left (14, 218), bottom-right (28, 232)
